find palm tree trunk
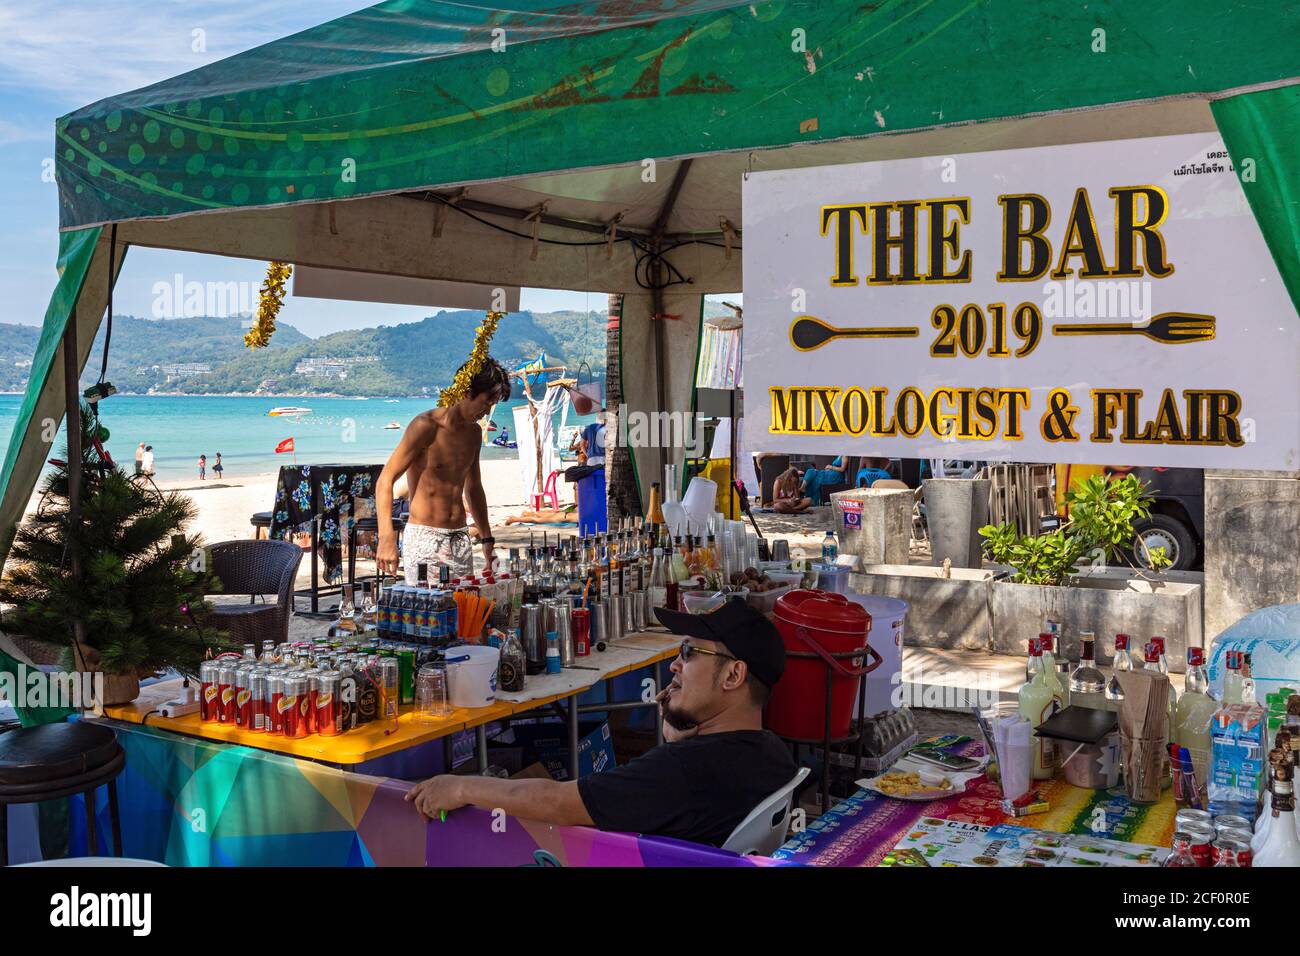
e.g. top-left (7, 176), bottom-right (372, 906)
top-left (605, 293), bottom-right (640, 522)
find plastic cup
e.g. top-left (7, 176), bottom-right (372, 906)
top-left (415, 665), bottom-right (450, 721)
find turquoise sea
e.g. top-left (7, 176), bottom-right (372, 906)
top-left (0, 394), bottom-right (595, 482)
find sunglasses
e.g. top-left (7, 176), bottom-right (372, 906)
top-left (678, 640), bottom-right (738, 664)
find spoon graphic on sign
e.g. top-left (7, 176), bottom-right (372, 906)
top-left (789, 315), bottom-right (920, 351)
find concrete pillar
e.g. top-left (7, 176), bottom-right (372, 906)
top-left (923, 478), bottom-right (991, 569)
top-left (1204, 470), bottom-right (1300, 640)
top-left (830, 488), bottom-right (913, 566)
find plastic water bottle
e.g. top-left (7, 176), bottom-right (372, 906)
top-left (821, 530), bottom-right (838, 564)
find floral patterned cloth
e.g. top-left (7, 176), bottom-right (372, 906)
top-left (269, 464), bottom-right (383, 583)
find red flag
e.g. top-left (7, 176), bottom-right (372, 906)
top-left (275, 438), bottom-right (295, 454)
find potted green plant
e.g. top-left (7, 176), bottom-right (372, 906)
top-left (978, 474), bottom-right (1200, 669)
top-left (0, 405), bottom-right (227, 705)
top-left (979, 474), bottom-right (1172, 585)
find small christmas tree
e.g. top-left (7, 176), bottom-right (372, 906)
top-left (1, 404), bottom-right (227, 678)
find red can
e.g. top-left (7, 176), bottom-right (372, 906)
top-left (303, 668), bottom-right (323, 733)
top-left (1184, 824), bottom-right (1216, 866)
top-left (267, 674), bottom-right (286, 735)
top-left (315, 671), bottom-right (341, 737)
top-left (572, 608), bottom-right (591, 657)
top-left (199, 661), bottom-right (220, 722)
top-left (217, 664), bottom-right (237, 723)
top-left (233, 666), bottom-right (253, 728)
top-left (283, 674), bottom-right (310, 738)
top-left (248, 670), bottom-right (268, 733)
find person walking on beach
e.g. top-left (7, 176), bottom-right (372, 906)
top-left (198, 454), bottom-right (206, 480)
top-left (376, 357), bottom-right (511, 582)
top-left (213, 453), bottom-right (223, 479)
top-left (141, 445), bottom-right (155, 477)
top-left (134, 442), bottom-right (145, 476)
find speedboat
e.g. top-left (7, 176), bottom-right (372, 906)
top-left (268, 406), bottom-right (312, 421)
top-left (384, 421), bottom-right (401, 429)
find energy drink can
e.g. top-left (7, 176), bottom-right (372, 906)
top-left (267, 674), bottom-right (286, 735)
top-left (378, 657), bottom-right (399, 719)
top-left (395, 644), bottom-right (417, 704)
top-left (233, 665), bottom-right (254, 728)
top-left (337, 659), bottom-right (358, 731)
top-left (199, 661), bottom-right (220, 722)
top-left (315, 670), bottom-right (342, 736)
top-left (282, 672), bottom-right (310, 738)
top-left (217, 663), bottom-right (237, 723)
top-left (353, 656), bottom-right (379, 725)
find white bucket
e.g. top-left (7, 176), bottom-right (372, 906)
top-left (444, 644), bottom-right (500, 708)
top-left (681, 476), bottom-right (718, 527)
top-left (845, 592), bottom-right (909, 716)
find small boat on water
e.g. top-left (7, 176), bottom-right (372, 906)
top-left (268, 406), bottom-right (312, 420)
top-left (384, 421), bottom-right (401, 430)
top-left (384, 399), bottom-right (400, 403)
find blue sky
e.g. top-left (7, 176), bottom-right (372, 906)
top-left (0, 0), bottom-right (607, 337)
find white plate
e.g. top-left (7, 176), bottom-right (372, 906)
top-left (858, 771), bottom-right (965, 802)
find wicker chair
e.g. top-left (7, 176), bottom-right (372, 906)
top-left (206, 540), bottom-right (303, 653)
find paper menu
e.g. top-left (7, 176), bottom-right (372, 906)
top-left (880, 818), bottom-right (1167, 867)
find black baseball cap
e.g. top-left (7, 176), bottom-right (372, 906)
top-left (654, 597), bottom-right (786, 688)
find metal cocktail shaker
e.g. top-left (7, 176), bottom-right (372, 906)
top-left (590, 601), bottom-right (608, 647)
top-left (520, 603), bottom-right (545, 674)
top-left (606, 595), bottom-right (624, 641)
top-left (544, 598), bottom-right (575, 666)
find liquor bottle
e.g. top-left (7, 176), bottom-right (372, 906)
top-left (1240, 652), bottom-right (1259, 706)
top-left (499, 629), bottom-right (527, 692)
top-left (360, 581), bottom-right (377, 634)
top-left (1161, 831), bottom-right (1200, 868)
top-left (1019, 638), bottom-right (1057, 780)
top-left (1038, 634), bottom-right (1070, 711)
top-left (1142, 644), bottom-right (1175, 785)
top-left (599, 535), bottom-right (613, 602)
top-left (1068, 632), bottom-right (1107, 709)
top-left (1151, 635), bottom-right (1179, 727)
top-left (647, 482), bottom-right (665, 525)
top-left (821, 530), bottom-right (838, 563)
top-left (648, 548), bottom-right (670, 611)
top-left (521, 547), bottom-right (541, 607)
top-left (1175, 647), bottom-right (1217, 805)
top-left (1254, 759), bottom-right (1300, 867)
top-left (671, 535), bottom-right (689, 583)
top-left (337, 585), bottom-right (357, 634)
top-left (1105, 633), bottom-right (1133, 703)
top-left (1223, 650), bottom-right (1244, 705)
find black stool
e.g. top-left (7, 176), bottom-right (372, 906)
top-left (250, 511), bottom-right (272, 539)
top-left (0, 722), bottom-right (125, 865)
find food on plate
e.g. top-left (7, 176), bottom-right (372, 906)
top-left (875, 770), bottom-right (953, 797)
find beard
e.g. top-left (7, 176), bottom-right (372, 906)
top-left (662, 697), bottom-right (702, 732)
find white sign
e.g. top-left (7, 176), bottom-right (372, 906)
top-left (742, 134), bottom-right (1300, 470)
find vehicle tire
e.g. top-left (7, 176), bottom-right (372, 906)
top-left (1130, 514), bottom-right (1197, 571)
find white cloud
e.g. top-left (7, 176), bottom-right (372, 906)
top-left (0, 118), bottom-right (46, 145)
top-left (0, 0), bottom-right (366, 106)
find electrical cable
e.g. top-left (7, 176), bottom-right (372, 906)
top-left (99, 224), bottom-right (117, 384)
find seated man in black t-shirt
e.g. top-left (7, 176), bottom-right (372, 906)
top-left (406, 598), bottom-right (797, 848)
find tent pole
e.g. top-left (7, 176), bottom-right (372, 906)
top-left (649, 160), bottom-right (694, 504)
top-left (62, 317), bottom-right (87, 651)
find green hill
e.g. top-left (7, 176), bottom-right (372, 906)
top-left (0, 309), bottom-right (611, 397)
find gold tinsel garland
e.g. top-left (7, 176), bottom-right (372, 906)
top-left (244, 261), bottom-right (293, 349)
top-left (439, 311), bottom-right (504, 407)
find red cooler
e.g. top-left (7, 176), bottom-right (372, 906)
top-left (768, 589), bottom-right (877, 741)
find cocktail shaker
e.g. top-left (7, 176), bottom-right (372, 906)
top-left (606, 595), bottom-right (624, 641)
top-left (520, 603), bottom-right (545, 674)
top-left (544, 598), bottom-right (575, 666)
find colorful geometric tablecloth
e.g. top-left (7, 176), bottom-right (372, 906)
top-left (773, 746), bottom-right (1177, 867)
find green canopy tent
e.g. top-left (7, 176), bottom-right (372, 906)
top-left (6, 0), bottom-right (1300, 569)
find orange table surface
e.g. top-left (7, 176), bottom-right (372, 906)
top-left (103, 680), bottom-right (513, 764)
top-left (102, 634), bottom-right (678, 763)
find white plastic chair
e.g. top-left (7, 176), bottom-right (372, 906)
top-left (722, 766), bottom-right (811, 856)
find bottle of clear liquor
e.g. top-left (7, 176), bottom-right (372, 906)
top-left (1069, 632), bottom-right (1107, 708)
top-left (1105, 633), bottom-right (1134, 702)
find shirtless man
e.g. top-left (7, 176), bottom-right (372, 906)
top-left (376, 358), bottom-right (512, 582)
